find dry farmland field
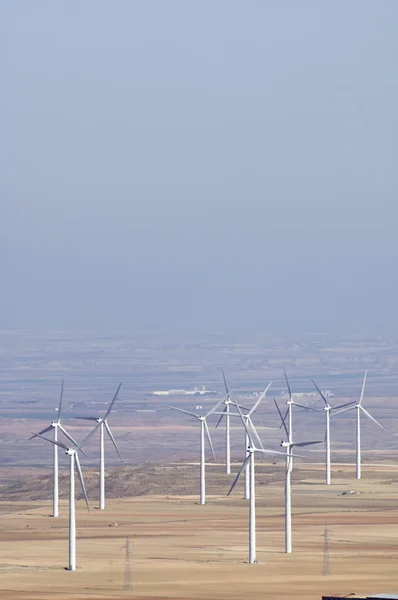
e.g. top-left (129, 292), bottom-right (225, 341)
top-left (1, 461), bottom-right (398, 600)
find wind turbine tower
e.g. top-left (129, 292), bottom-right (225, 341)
top-left (221, 368), bottom-right (232, 474)
top-left (332, 370), bottom-right (386, 480)
top-left (75, 384), bottom-right (123, 510)
top-left (29, 380), bottom-right (80, 518)
top-left (216, 369), bottom-right (252, 475)
top-left (274, 398), bottom-right (322, 553)
top-left (213, 382), bottom-right (272, 499)
top-left (227, 401), bottom-right (294, 564)
top-left (312, 379), bottom-right (356, 485)
top-left (31, 433), bottom-right (90, 571)
top-left (167, 396), bottom-right (224, 504)
top-left (282, 370), bottom-right (319, 473)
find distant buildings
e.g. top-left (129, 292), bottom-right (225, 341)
top-left (282, 390), bottom-right (334, 398)
top-left (151, 385), bottom-right (217, 397)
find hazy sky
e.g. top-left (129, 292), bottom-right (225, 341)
top-left (2, 1), bottom-right (397, 333)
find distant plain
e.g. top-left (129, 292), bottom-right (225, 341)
top-left (1, 329), bottom-right (398, 478)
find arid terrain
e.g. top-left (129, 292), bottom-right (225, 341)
top-left (1, 329), bottom-right (398, 598)
top-left (1, 461), bottom-right (398, 600)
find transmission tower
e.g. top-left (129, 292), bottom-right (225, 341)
top-left (122, 537), bottom-right (133, 591)
top-left (322, 525), bottom-right (331, 576)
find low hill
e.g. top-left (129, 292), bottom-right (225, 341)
top-left (0, 461), bottom-right (287, 502)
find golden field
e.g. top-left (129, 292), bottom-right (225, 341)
top-left (0, 461), bottom-right (398, 600)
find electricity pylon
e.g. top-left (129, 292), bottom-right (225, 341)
top-left (322, 526), bottom-right (331, 576)
top-left (122, 537), bottom-right (132, 591)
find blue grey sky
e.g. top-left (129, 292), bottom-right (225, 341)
top-left (2, 1), bottom-right (397, 333)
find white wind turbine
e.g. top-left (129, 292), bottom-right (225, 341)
top-left (281, 369), bottom-right (320, 473)
top-left (30, 432), bottom-right (90, 571)
top-left (311, 379), bottom-right (356, 485)
top-left (332, 370), bottom-right (386, 480)
top-left (215, 368), bottom-right (251, 474)
top-left (74, 384), bottom-right (123, 510)
top-left (28, 380), bottom-right (80, 518)
top-left (214, 382), bottom-right (272, 499)
top-left (274, 398), bottom-right (322, 553)
top-left (167, 396), bottom-right (225, 504)
top-left (227, 401), bottom-right (296, 564)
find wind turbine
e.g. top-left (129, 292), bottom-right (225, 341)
top-left (281, 369), bottom-right (319, 473)
top-left (311, 379), bottom-right (356, 485)
top-left (30, 383), bottom-right (122, 570)
top-left (214, 382), bottom-right (272, 499)
top-left (167, 396), bottom-right (224, 504)
top-left (28, 380), bottom-right (80, 518)
top-left (30, 432), bottom-right (89, 571)
top-left (216, 368), bottom-right (251, 474)
top-left (274, 398), bottom-right (322, 553)
top-left (227, 401), bottom-right (296, 564)
top-left (332, 370), bottom-right (386, 480)
top-left (219, 368), bottom-right (233, 474)
top-left (74, 384), bottom-right (123, 510)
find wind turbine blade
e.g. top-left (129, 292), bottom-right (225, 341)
top-left (78, 384), bottom-right (123, 451)
top-left (205, 394), bottom-right (228, 418)
top-left (73, 417), bottom-right (98, 421)
top-left (75, 453), bottom-right (90, 511)
top-left (256, 448), bottom-right (301, 458)
top-left (215, 405), bottom-right (227, 429)
top-left (311, 379), bottom-right (329, 407)
top-left (31, 432), bottom-right (69, 450)
top-left (103, 383), bottom-right (122, 420)
top-left (359, 370), bottom-right (368, 406)
top-left (274, 397), bottom-right (289, 438)
top-left (57, 379), bottom-right (64, 423)
top-left (221, 367), bottom-right (230, 395)
top-left (166, 405), bottom-right (198, 418)
top-left (291, 440), bottom-right (323, 448)
top-left (331, 405), bottom-right (356, 417)
top-left (58, 424), bottom-right (88, 457)
top-left (292, 401), bottom-right (321, 412)
top-left (58, 424), bottom-right (80, 448)
top-left (28, 425), bottom-right (53, 439)
top-left (248, 382), bottom-right (272, 417)
top-left (217, 403), bottom-right (250, 413)
top-left (204, 419), bottom-right (216, 461)
top-left (280, 407), bottom-right (289, 430)
top-left (236, 404), bottom-right (252, 412)
top-left (332, 400), bottom-right (357, 411)
top-left (104, 421), bottom-right (124, 462)
top-left (231, 399), bottom-right (256, 447)
top-left (227, 454), bottom-right (251, 496)
top-left (283, 369), bottom-right (292, 400)
top-left (247, 416), bottom-right (264, 449)
top-left (360, 407), bottom-right (387, 432)
top-left (77, 421), bottom-right (102, 451)
top-left (334, 400), bottom-right (357, 410)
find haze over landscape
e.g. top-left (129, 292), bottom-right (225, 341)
top-left (1, 2), bottom-right (398, 599)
